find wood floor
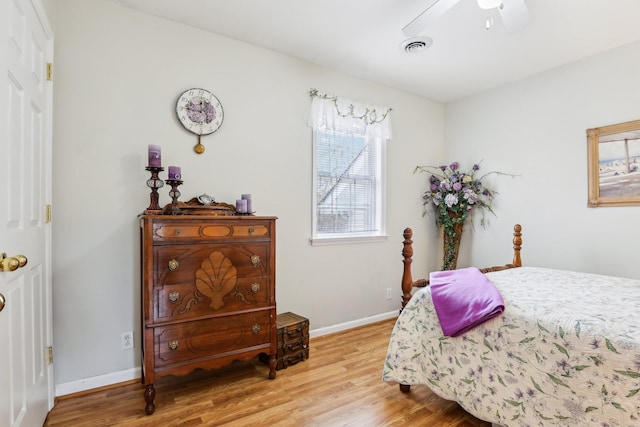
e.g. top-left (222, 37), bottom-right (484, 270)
top-left (44, 318), bottom-right (491, 427)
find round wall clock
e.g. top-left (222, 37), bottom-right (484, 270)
top-left (176, 88), bottom-right (224, 154)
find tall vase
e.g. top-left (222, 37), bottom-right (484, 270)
top-left (442, 211), bottom-right (464, 271)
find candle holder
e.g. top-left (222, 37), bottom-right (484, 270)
top-left (165, 179), bottom-right (184, 215)
top-left (145, 166), bottom-right (165, 214)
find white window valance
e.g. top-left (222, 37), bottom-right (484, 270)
top-left (307, 89), bottom-right (392, 140)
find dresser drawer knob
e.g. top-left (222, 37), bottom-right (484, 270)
top-left (250, 283), bottom-right (260, 293)
top-left (250, 255), bottom-right (261, 267)
top-left (174, 228), bottom-right (181, 235)
top-left (168, 259), bottom-right (179, 271)
top-left (168, 340), bottom-right (179, 350)
top-left (168, 291), bottom-right (179, 303)
top-left (251, 324), bottom-right (261, 334)
top-left (248, 227), bottom-right (255, 234)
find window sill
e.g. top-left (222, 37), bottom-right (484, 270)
top-left (309, 234), bottom-right (389, 246)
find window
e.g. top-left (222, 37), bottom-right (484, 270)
top-left (307, 90), bottom-right (391, 245)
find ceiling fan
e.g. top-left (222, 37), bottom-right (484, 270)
top-left (403, 0), bottom-right (531, 37)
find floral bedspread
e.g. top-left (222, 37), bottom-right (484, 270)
top-left (382, 267), bottom-right (640, 427)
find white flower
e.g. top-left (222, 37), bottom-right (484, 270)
top-left (444, 193), bottom-right (459, 208)
top-left (463, 190), bottom-right (478, 204)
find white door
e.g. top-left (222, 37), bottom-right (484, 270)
top-left (0, 0), bottom-right (54, 426)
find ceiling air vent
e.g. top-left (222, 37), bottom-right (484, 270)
top-left (400, 36), bottom-right (433, 54)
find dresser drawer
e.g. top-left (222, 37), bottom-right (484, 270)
top-left (154, 244), bottom-right (270, 286)
top-left (153, 311), bottom-right (272, 368)
top-left (279, 350), bottom-right (309, 370)
top-left (276, 312), bottom-right (309, 343)
top-left (153, 222), bottom-right (271, 242)
top-left (153, 278), bottom-right (271, 323)
top-left (279, 336), bottom-right (309, 356)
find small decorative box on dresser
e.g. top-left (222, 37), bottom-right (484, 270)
top-left (275, 312), bottom-right (309, 370)
top-left (139, 215), bottom-right (277, 415)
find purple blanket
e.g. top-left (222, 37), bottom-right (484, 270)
top-left (430, 267), bottom-right (504, 337)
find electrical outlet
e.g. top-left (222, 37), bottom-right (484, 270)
top-left (386, 288), bottom-right (392, 300)
top-left (121, 332), bottom-right (134, 350)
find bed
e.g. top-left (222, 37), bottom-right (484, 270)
top-left (383, 225), bottom-right (640, 426)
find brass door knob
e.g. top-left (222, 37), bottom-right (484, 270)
top-left (0, 253), bottom-right (27, 272)
top-left (0, 293), bottom-right (5, 312)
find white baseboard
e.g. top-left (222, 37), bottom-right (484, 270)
top-left (55, 367), bottom-right (141, 397)
top-left (309, 310), bottom-right (398, 338)
top-left (54, 311), bottom-right (398, 397)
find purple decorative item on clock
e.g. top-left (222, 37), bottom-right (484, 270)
top-left (168, 166), bottom-right (181, 180)
top-left (241, 194), bottom-right (252, 212)
top-left (148, 144), bottom-right (161, 167)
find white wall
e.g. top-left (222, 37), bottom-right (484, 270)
top-left (51, 0), bottom-right (442, 388)
top-left (445, 40), bottom-right (640, 279)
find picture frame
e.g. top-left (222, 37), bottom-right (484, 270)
top-left (587, 119), bottom-right (640, 207)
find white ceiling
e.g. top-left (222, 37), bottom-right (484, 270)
top-left (109, 0), bottom-right (640, 103)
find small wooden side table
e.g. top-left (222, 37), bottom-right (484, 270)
top-left (273, 312), bottom-right (309, 370)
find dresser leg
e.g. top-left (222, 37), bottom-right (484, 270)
top-left (144, 384), bottom-right (156, 415)
top-left (269, 354), bottom-right (277, 379)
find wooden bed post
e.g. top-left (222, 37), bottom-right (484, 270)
top-left (512, 224), bottom-right (522, 267)
top-left (401, 228), bottom-right (428, 313)
top-left (401, 228), bottom-right (414, 312)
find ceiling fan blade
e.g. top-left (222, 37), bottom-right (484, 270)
top-left (403, 0), bottom-right (463, 37)
top-left (498, 0), bottom-right (531, 33)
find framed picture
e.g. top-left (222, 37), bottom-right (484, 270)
top-left (587, 119), bottom-right (640, 207)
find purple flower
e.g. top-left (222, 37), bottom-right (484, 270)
top-left (473, 164), bottom-right (480, 171)
top-left (439, 165), bottom-right (447, 171)
top-left (452, 182), bottom-right (462, 191)
top-left (450, 162), bottom-right (459, 170)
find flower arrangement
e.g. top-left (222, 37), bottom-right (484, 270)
top-left (415, 161), bottom-right (503, 270)
top-left (186, 97), bottom-right (216, 125)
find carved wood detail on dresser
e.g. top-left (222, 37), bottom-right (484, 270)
top-left (139, 215), bottom-right (277, 415)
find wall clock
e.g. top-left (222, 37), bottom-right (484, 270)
top-left (176, 88), bottom-right (224, 154)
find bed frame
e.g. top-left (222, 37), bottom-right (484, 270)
top-left (400, 224), bottom-right (523, 311)
top-left (397, 224), bottom-right (522, 394)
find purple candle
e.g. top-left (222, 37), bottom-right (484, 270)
top-left (148, 144), bottom-right (161, 167)
top-left (241, 194), bottom-right (252, 212)
top-left (168, 166), bottom-right (181, 180)
top-left (236, 199), bottom-right (247, 213)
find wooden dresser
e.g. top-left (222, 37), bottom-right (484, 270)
top-left (139, 214), bottom-right (277, 415)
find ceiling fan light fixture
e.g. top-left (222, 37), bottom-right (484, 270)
top-left (477, 0), bottom-right (501, 9)
top-left (400, 36), bottom-right (433, 54)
